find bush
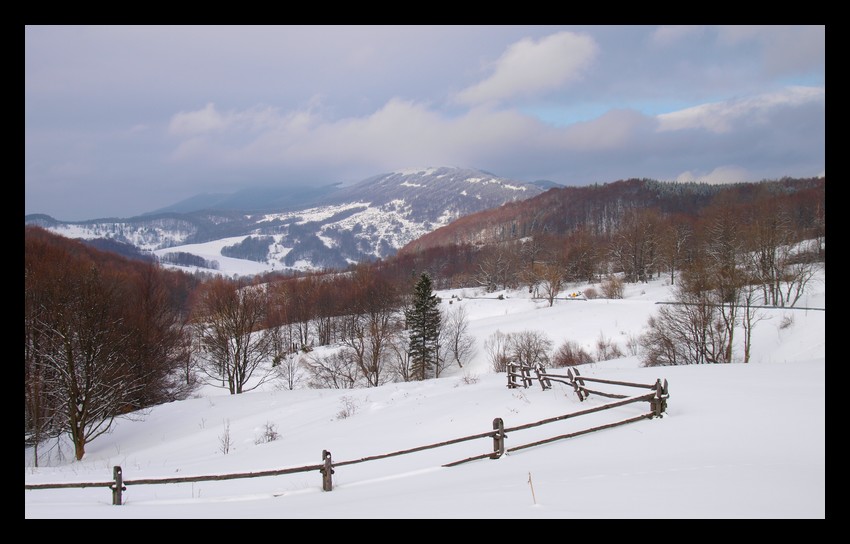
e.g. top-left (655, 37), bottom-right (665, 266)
top-left (583, 287), bottom-right (599, 300)
top-left (595, 333), bottom-right (624, 361)
top-left (552, 340), bottom-right (594, 367)
top-left (601, 275), bottom-right (624, 299)
top-left (336, 395), bottom-right (360, 420)
top-left (254, 421), bottom-right (280, 445)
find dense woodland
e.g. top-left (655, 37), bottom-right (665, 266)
top-left (25, 177), bottom-right (825, 461)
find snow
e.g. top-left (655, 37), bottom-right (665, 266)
top-left (395, 167), bottom-right (439, 176)
top-left (24, 268), bottom-right (826, 518)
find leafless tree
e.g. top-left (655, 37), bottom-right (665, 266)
top-left (484, 330), bottom-right (511, 372)
top-left (32, 266), bottom-right (143, 460)
top-left (539, 262), bottom-right (565, 307)
top-left (302, 350), bottom-right (359, 389)
top-left (191, 278), bottom-right (274, 394)
top-left (388, 329), bottom-right (413, 382)
top-left (273, 352), bottom-right (304, 390)
top-left (609, 209), bottom-right (660, 283)
top-left (641, 270), bottom-right (727, 367)
top-left (440, 304), bottom-right (476, 369)
top-left (508, 330), bottom-right (553, 368)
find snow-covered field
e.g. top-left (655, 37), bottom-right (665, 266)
top-left (24, 268), bottom-right (826, 518)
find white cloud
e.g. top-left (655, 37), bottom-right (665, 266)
top-left (455, 31), bottom-right (598, 106)
top-left (675, 165), bottom-right (751, 185)
top-left (168, 102), bottom-right (284, 137)
top-left (656, 86), bottom-right (824, 134)
top-left (168, 102), bottom-right (226, 136)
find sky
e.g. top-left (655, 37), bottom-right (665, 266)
top-left (25, 25), bottom-right (825, 221)
top-left (24, 264), bottom-right (826, 518)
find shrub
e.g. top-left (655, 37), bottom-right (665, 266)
top-left (595, 333), bottom-right (624, 361)
top-left (601, 275), bottom-right (624, 299)
top-left (552, 340), bottom-right (594, 367)
top-left (583, 287), bottom-right (599, 300)
top-left (336, 395), bottom-right (360, 420)
top-left (254, 421), bottom-right (280, 445)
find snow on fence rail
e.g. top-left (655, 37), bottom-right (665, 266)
top-left (25, 371), bottom-right (669, 505)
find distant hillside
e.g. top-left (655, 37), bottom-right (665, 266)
top-left (25, 167), bottom-right (544, 275)
top-left (399, 177), bottom-right (826, 254)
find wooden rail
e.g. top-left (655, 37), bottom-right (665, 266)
top-left (27, 373), bottom-right (668, 505)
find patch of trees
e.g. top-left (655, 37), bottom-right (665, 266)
top-left (82, 238), bottom-right (156, 262)
top-left (221, 235), bottom-right (273, 262)
top-left (160, 251), bottom-right (220, 270)
top-left (25, 227), bottom-right (198, 463)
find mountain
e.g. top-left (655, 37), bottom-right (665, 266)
top-left (399, 176), bottom-right (826, 255)
top-left (25, 167), bottom-right (544, 275)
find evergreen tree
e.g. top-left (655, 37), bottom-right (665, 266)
top-left (406, 273), bottom-right (441, 381)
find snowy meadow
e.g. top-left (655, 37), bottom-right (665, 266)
top-left (24, 268), bottom-right (826, 519)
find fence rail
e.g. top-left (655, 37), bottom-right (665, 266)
top-left (507, 362), bottom-right (669, 414)
top-left (26, 368), bottom-right (668, 506)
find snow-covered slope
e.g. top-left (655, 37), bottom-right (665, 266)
top-left (24, 268), bottom-right (826, 518)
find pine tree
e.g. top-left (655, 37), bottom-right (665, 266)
top-left (406, 273), bottom-right (441, 381)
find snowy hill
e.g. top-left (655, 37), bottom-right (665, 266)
top-left (24, 167), bottom-right (544, 274)
top-left (24, 268), bottom-right (825, 518)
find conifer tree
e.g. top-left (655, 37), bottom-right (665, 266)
top-left (406, 273), bottom-right (441, 381)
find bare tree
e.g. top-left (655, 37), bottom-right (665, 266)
top-left (640, 269), bottom-right (727, 367)
top-left (302, 350), bottom-right (359, 389)
top-left (388, 329), bottom-right (413, 382)
top-left (539, 262), bottom-right (565, 307)
top-left (484, 330), bottom-right (511, 372)
top-left (191, 278), bottom-right (274, 394)
top-left (341, 268), bottom-right (401, 386)
top-left (273, 352), bottom-right (304, 390)
top-left (32, 266), bottom-right (143, 460)
top-left (609, 209), bottom-right (660, 283)
top-left (508, 330), bottom-right (553, 368)
top-left (703, 203), bottom-right (746, 363)
top-left (475, 244), bottom-right (518, 292)
top-left (441, 304), bottom-right (476, 369)
top-left (658, 217), bottom-right (692, 286)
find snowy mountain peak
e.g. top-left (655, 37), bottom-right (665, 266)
top-left (25, 167), bottom-right (544, 276)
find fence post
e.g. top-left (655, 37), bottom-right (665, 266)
top-left (535, 364), bottom-right (551, 390)
top-left (521, 364), bottom-right (532, 388)
top-left (320, 450), bottom-right (334, 491)
top-left (491, 418), bottom-right (505, 459)
top-left (111, 466), bottom-right (125, 506)
top-left (651, 379), bottom-right (669, 417)
top-left (567, 368), bottom-right (586, 401)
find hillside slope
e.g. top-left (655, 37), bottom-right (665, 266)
top-left (24, 268), bottom-right (826, 518)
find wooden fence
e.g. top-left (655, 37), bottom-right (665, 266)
top-left (507, 362), bottom-right (669, 415)
top-left (26, 369), bottom-right (668, 505)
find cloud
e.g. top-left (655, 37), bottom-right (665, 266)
top-left (560, 109), bottom-right (654, 151)
top-left (650, 25), bottom-right (707, 47)
top-left (454, 31), bottom-right (598, 106)
top-left (656, 86), bottom-right (824, 134)
top-left (168, 102), bottom-right (226, 135)
top-left (675, 165), bottom-right (752, 185)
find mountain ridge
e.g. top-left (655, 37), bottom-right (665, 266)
top-left (25, 167), bottom-right (545, 274)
